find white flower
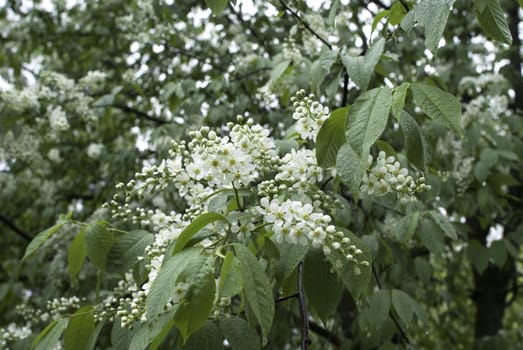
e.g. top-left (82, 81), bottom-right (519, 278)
top-left (87, 143), bottom-right (104, 159)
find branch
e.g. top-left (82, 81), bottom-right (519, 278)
top-left (372, 264), bottom-right (411, 346)
top-left (341, 72), bottom-right (349, 107)
top-left (297, 261), bottom-right (311, 349)
top-left (0, 214), bottom-right (32, 241)
top-left (278, 0), bottom-right (332, 50)
top-left (290, 313), bottom-right (342, 347)
top-left (111, 104), bottom-right (168, 124)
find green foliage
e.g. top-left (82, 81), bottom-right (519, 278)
top-left (315, 107), bottom-right (348, 168)
top-left (63, 306), bottom-right (98, 350)
top-left (342, 37), bottom-right (385, 91)
top-left (474, 0), bottom-right (512, 44)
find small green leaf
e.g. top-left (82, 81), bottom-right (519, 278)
top-left (467, 240), bottom-right (489, 274)
top-left (410, 83), bottom-right (462, 134)
top-left (269, 60), bottom-right (291, 83)
top-left (304, 249), bottom-right (343, 321)
top-left (273, 241), bottom-right (308, 286)
top-left (205, 0), bottom-right (228, 15)
top-left (23, 219), bottom-right (67, 261)
top-left (414, 257), bottom-right (432, 283)
top-left (68, 227), bottom-right (87, 281)
top-left (219, 317), bottom-right (260, 350)
top-left (345, 86), bottom-right (392, 159)
top-left (489, 240), bottom-right (507, 268)
top-left (412, 0), bottom-right (451, 52)
top-left (234, 243), bottom-right (275, 343)
top-left (400, 111), bottom-right (431, 172)
top-left (392, 82), bottom-right (410, 121)
top-left (173, 213), bottom-right (228, 254)
top-left (474, 0), bottom-right (512, 45)
top-left (418, 218), bottom-right (444, 254)
top-left (218, 251), bottom-right (243, 298)
top-left (394, 211), bottom-right (420, 244)
top-left (181, 321), bottom-right (223, 350)
top-left (111, 318), bottom-right (131, 350)
top-left (84, 223), bottom-right (115, 271)
top-left (342, 38), bottom-right (385, 91)
top-left (316, 107), bottom-right (348, 168)
top-left (129, 310), bottom-right (176, 350)
top-left (324, 229), bottom-right (372, 299)
top-left (336, 143), bottom-right (367, 199)
top-left (173, 259), bottom-right (216, 343)
top-left (146, 248), bottom-right (202, 319)
top-left (372, 10), bottom-right (390, 33)
top-left (31, 318), bottom-right (69, 350)
top-left (108, 230), bottom-right (153, 273)
top-left (367, 290), bottom-right (390, 329)
top-left (391, 289), bottom-right (415, 327)
top-left (429, 211), bottom-right (457, 240)
top-left (64, 306), bottom-right (97, 350)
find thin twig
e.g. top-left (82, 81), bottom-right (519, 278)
top-left (341, 72), bottom-right (349, 107)
top-left (278, 0), bottom-right (332, 50)
top-left (290, 313), bottom-right (342, 347)
top-left (111, 104), bottom-right (168, 124)
top-left (276, 293), bottom-right (299, 302)
top-left (297, 261), bottom-right (311, 349)
top-left (0, 214), bottom-right (32, 241)
top-left (372, 264), bottom-right (411, 346)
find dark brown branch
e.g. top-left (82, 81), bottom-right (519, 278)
top-left (278, 0), bottom-right (332, 50)
top-left (341, 72), bottom-right (349, 107)
top-left (372, 264), bottom-right (411, 345)
top-left (112, 104), bottom-right (168, 124)
top-left (276, 293), bottom-right (299, 302)
top-left (297, 261), bottom-right (311, 349)
top-left (290, 313), bottom-right (342, 347)
top-left (0, 214), bottom-right (32, 241)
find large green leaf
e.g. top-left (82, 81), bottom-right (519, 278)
top-left (474, 0), bottom-right (512, 45)
top-left (391, 289), bottom-right (415, 327)
top-left (129, 310), bottom-right (176, 350)
top-left (342, 37), bottom-right (385, 91)
top-left (412, 0), bottom-right (451, 52)
top-left (304, 249), bottom-right (343, 321)
top-left (22, 214), bottom-right (69, 261)
top-left (108, 230), bottom-right (153, 273)
top-left (399, 111), bottom-right (431, 172)
top-left (345, 86), bottom-right (392, 159)
top-left (429, 211), bottom-right (457, 240)
top-left (410, 83), bottom-right (462, 134)
top-left (367, 289), bottom-right (391, 330)
top-left (418, 218), bottom-right (444, 254)
top-left (467, 240), bottom-right (489, 274)
top-left (31, 318), bottom-right (69, 350)
top-left (219, 317), bottom-right (260, 350)
top-left (234, 243), bottom-right (274, 343)
top-left (68, 227), bottom-right (87, 281)
top-left (146, 248), bottom-right (202, 319)
top-left (393, 211), bottom-right (420, 244)
top-left (173, 213), bottom-right (228, 254)
top-left (84, 223), bottom-right (115, 271)
top-left (325, 229), bottom-right (372, 299)
top-left (173, 256), bottom-right (216, 343)
top-left (316, 107), bottom-right (349, 168)
top-left (63, 306), bottom-right (97, 350)
top-left (336, 143), bottom-right (367, 199)
top-left (205, 0), bottom-right (228, 15)
top-left (111, 318), bottom-right (131, 350)
top-left (218, 250), bottom-right (243, 298)
top-left (273, 241), bottom-right (308, 286)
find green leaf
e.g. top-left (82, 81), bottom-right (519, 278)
top-left (394, 211), bottom-right (420, 244)
top-left (64, 306), bottom-right (97, 350)
top-left (146, 248), bottom-right (202, 319)
top-left (325, 229), bottom-right (372, 299)
top-left (269, 60), bottom-right (291, 84)
top-left (372, 10), bottom-right (390, 33)
top-left (181, 321), bottom-right (223, 350)
top-left (345, 86), bottom-right (392, 159)
top-left (68, 227), bottom-right (87, 281)
top-left (31, 318), bottom-right (69, 350)
top-left (336, 143), bottom-right (367, 199)
top-left (304, 249), bottom-right (343, 321)
top-left (219, 317), bottom-right (261, 350)
top-left (234, 243), bottom-right (275, 343)
top-left (319, 49), bottom-right (339, 71)
top-left (429, 211), bottom-right (457, 240)
top-left (400, 111), bottom-right (431, 172)
top-left (23, 219), bottom-right (67, 261)
top-left (342, 38), bottom-right (385, 91)
top-left (474, 0), bottom-right (512, 45)
top-left (129, 310), bottom-right (176, 350)
top-left (391, 289), bottom-right (415, 327)
top-left (412, 0), bottom-right (451, 52)
top-left (489, 240), bottom-right (507, 268)
top-left (367, 290), bottom-right (390, 329)
top-left (273, 241), bottom-right (308, 286)
top-left (111, 318), bottom-right (131, 350)
top-left (467, 240), bottom-right (489, 274)
top-left (84, 223), bottom-right (115, 271)
top-left (173, 213), bottom-right (228, 254)
top-left (414, 257), bottom-right (432, 283)
top-left (173, 258), bottom-right (216, 343)
top-left (218, 251), bottom-right (243, 298)
top-left (410, 83), bottom-right (462, 134)
top-left (108, 230), bottom-right (153, 273)
top-left (418, 218), bottom-right (444, 254)
top-left (205, 0), bottom-right (228, 15)
top-left (392, 82), bottom-right (410, 121)
top-left (316, 107), bottom-right (348, 168)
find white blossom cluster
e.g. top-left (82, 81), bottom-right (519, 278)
top-left (0, 323), bottom-right (32, 348)
top-left (458, 73), bottom-right (508, 96)
top-left (462, 95), bottom-right (511, 136)
top-left (46, 296), bottom-right (83, 319)
top-left (291, 89), bottom-right (329, 141)
top-left (361, 151), bottom-right (431, 203)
